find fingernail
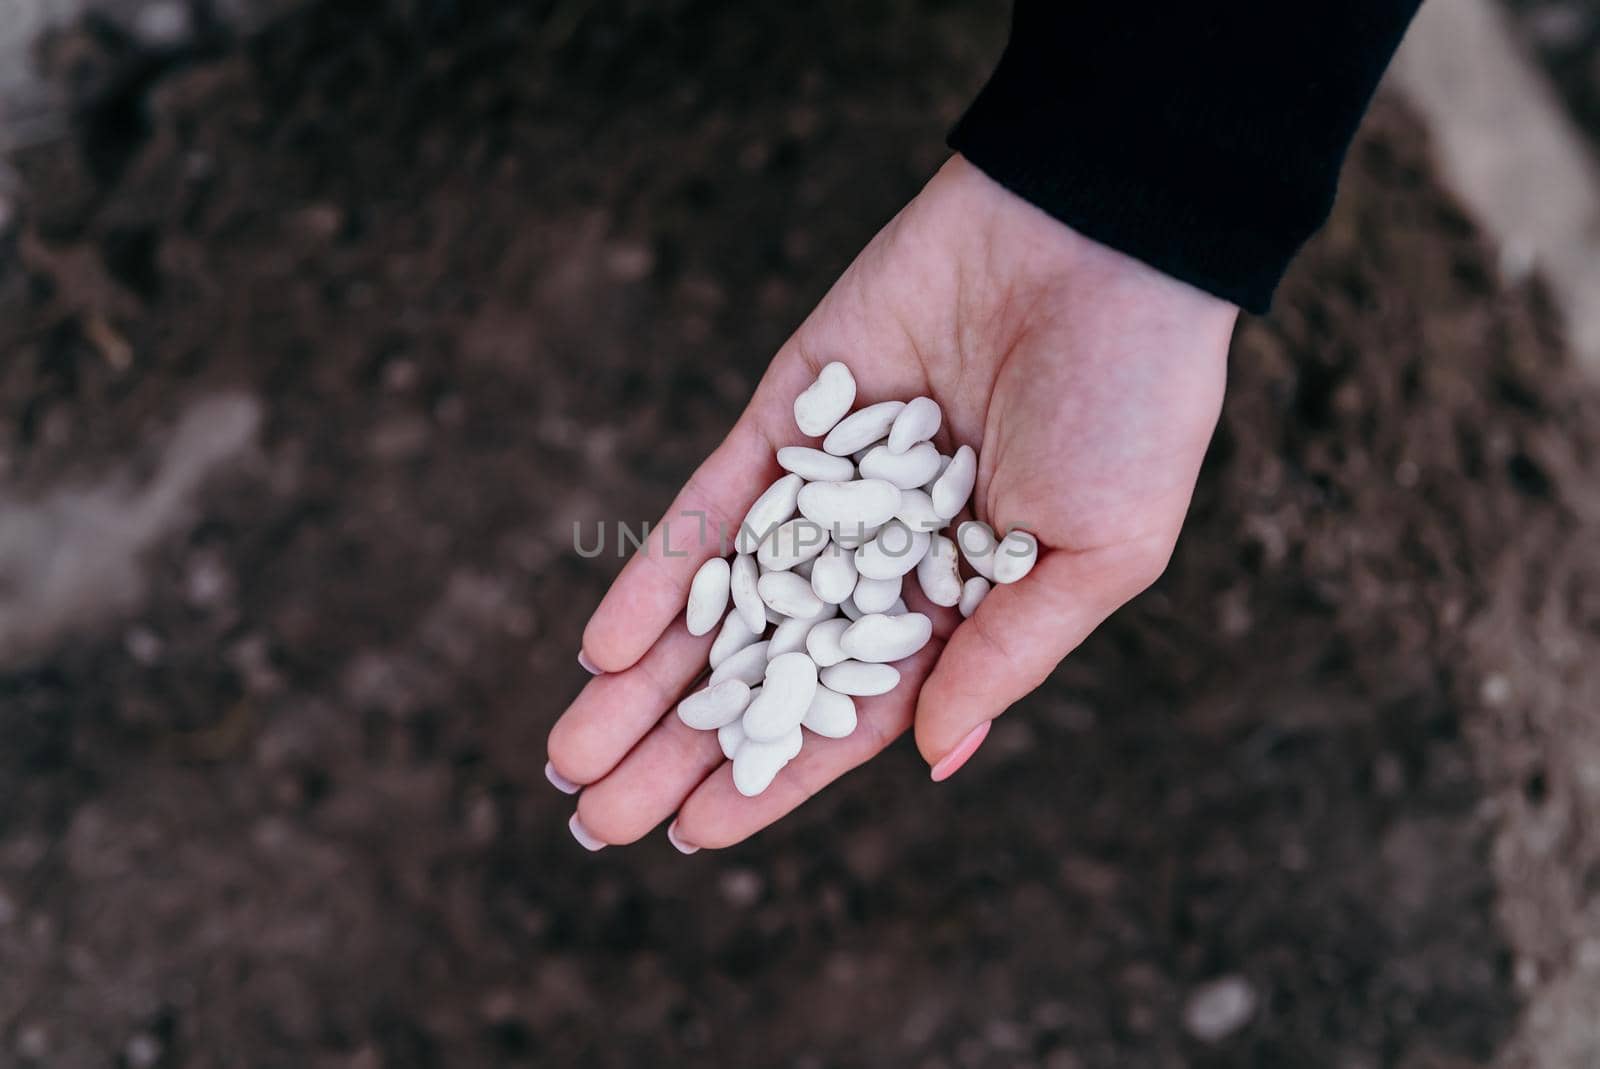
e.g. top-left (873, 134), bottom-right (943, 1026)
top-left (930, 721), bottom-right (991, 782)
top-left (578, 650), bottom-right (604, 675)
top-left (568, 812), bottom-right (606, 851)
top-left (666, 820), bottom-right (699, 855)
top-left (544, 761), bottom-right (581, 795)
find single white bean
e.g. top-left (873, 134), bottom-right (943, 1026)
top-left (840, 612), bottom-right (933, 663)
top-left (887, 396), bottom-right (942, 454)
top-left (810, 541), bottom-right (858, 604)
top-left (930, 444), bottom-right (977, 520)
top-left (955, 520), bottom-right (999, 581)
top-left (767, 614), bottom-right (817, 659)
top-left (958, 575), bottom-right (991, 618)
top-left (718, 716), bottom-right (747, 759)
top-left (894, 488), bottom-right (943, 533)
top-left (732, 732), bottom-right (795, 797)
top-left (793, 361), bottom-right (857, 437)
top-left (852, 573), bottom-right (902, 614)
top-left (859, 441), bottom-right (943, 489)
top-left (802, 686), bottom-right (857, 738)
top-left (854, 520), bottom-right (931, 580)
top-left (992, 529), bottom-right (1039, 584)
top-left (737, 473), bottom-right (803, 554)
top-left (756, 517), bottom-right (830, 572)
top-left (819, 660), bottom-right (901, 696)
top-left (676, 679), bottom-right (753, 730)
top-left (805, 617), bottom-right (851, 667)
top-left (709, 640), bottom-right (770, 686)
top-left (709, 608), bottom-right (761, 668)
top-left (730, 553), bottom-right (766, 634)
top-left (796, 479), bottom-right (902, 533)
top-left (742, 652), bottom-right (818, 741)
top-left (776, 445), bottom-right (854, 482)
top-left (823, 401), bottom-right (905, 456)
top-left (757, 571), bottom-right (825, 620)
top-left (915, 533), bottom-right (963, 607)
top-left (686, 557), bottom-right (731, 636)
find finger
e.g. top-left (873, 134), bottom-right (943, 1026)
top-left (580, 356), bottom-right (824, 673)
top-left (913, 539), bottom-right (1168, 776)
top-left (671, 641), bottom-right (941, 850)
top-left (574, 713), bottom-right (726, 846)
top-left (547, 617), bottom-right (712, 786)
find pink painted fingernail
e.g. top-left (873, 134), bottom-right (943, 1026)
top-left (544, 761), bottom-right (581, 795)
top-left (930, 721), bottom-right (991, 782)
top-left (666, 820), bottom-right (699, 855)
top-left (568, 812), bottom-right (606, 851)
top-left (578, 650), bottom-right (604, 675)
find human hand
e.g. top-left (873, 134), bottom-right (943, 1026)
top-left (547, 155), bottom-right (1236, 850)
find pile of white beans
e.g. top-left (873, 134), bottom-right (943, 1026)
top-left (678, 362), bottom-right (1038, 796)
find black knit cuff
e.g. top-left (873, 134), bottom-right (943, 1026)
top-left (949, 2), bottom-right (1422, 314)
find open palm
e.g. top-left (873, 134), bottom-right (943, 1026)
top-left (547, 156), bottom-right (1236, 850)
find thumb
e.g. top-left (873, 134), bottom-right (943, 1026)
top-left (913, 538), bottom-right (1171, 779)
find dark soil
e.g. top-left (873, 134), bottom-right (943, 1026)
top-left (2, 2), bottom-right (1597, 1067)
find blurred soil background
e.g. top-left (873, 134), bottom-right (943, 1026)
top-left (2, 2), bottom-right (1600, 1067)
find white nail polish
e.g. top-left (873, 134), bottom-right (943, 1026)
top-left (544, 761), bottom-right (581, 795)
top-left (666, 821), bottom-right (699, 855)
top-left (568, 812), bottom-right (606, 851)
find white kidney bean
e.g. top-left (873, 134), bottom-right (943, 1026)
top-left (852, 573), bottom-right (902, 614)
top-left (887, 396), bottom-right (941, 454)
top-left (805, 617), bottom-right (851, 667)
top-left (955, 519), bottom-right (999, 581)
top-left (894, 488), bottom-right (943, 533)
top-left (709, 640), bottom-right (770, 687)
top-left (810, 541), bottom-right (858, 604)
top-left (718, 716), bottom-right (747, 759)
top-left (709, 608), bottom-right (761, 668)
top-left (777, 445), bottom-right (855, 482)
top-left (737, 473), bottom-right (803, 554)
top-left (992, 529), bottom-right (1039, 584)
top-left (755, 517), bottom-right (830, 571)
top-left (930, 444), bottom-right (976, 520)
top-left (858, 441), bottom-right (943, 489)
top-left (767, 614), bottom-right (818, 659)
top-left (796, 479), bottom-right (902, 532)
top-left (819, 660), bottom-right (901, 696)
top-left (729, 553), bottom-right (766, 633)
top-left (757, 571), bottom-right (825, 620)
top-left (802, 686), bottom-right (857, 738)
top-left (915, 533), bottom-right (962, 607)
top-left (958, 575), bottom-right (991, 618)
top-left (822, 401), bottom-right (905, 456)
top-left (840, 612), bottom-right (933, 663)
top-left (686, 557), bottom-right (731, 636)
top-left (677, 679), bottom-right (753, 730)
top-left (854, 520), bottom-right (931, 580)
top-left (743, 652), bottom-right (818, 741)
top-left (732, 732), bottom-right (795, 797)
top-left (793, 361), bottom-right (857, 437)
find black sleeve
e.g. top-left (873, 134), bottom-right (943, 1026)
top-left (948, 1), bottom-right (1423, 313)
